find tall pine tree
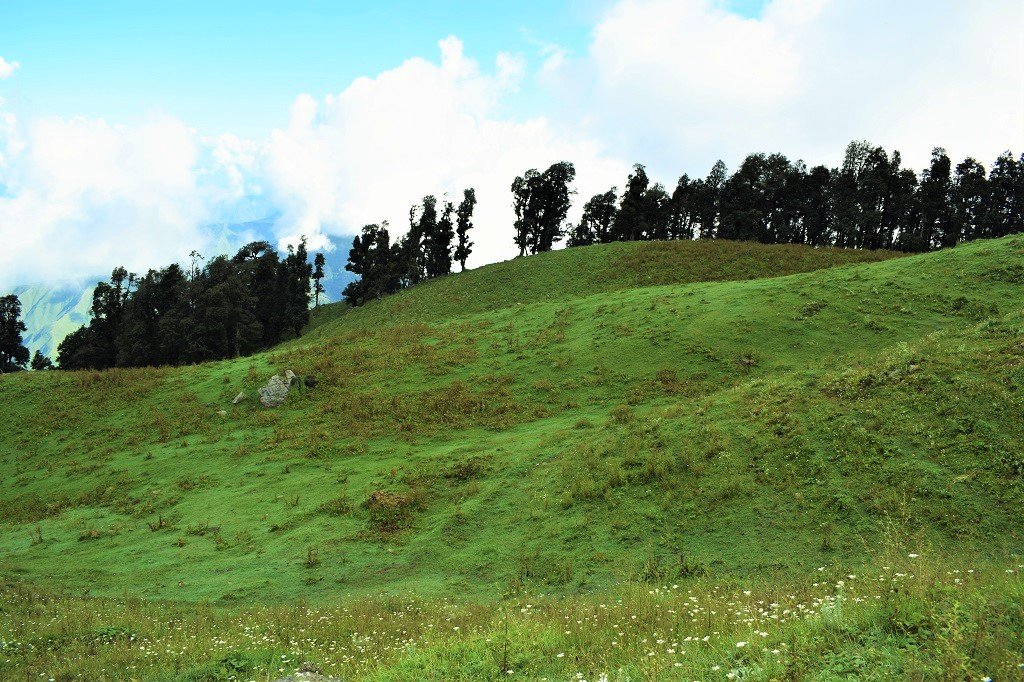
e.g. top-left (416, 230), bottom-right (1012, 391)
top-left (0, 295), bottom-right (30, 373)
top-left (454, 188), bottom-right (477, 271)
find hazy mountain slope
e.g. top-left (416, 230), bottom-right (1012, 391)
top-left (9, 283), bottom-right (94, 359)
top-left (0, 237), bottom-right (1021, 604)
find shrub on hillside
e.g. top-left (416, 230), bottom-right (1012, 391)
top-left (363, 490), bottom-right (424, 533)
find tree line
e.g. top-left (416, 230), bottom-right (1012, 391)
top-left (543, 143), bottom-right (1022, 253)
top-left (341, 141), bottom-right (1022, 304)
top-left (5, 140), bottom-right (1022, 371)
top-left (53, 239), bottom-right (323, 370)
top-left (342, 188), bottom-right (477, 306)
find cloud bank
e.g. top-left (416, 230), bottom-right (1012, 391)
top-left (0, 115), bottom-right (210, 285)
top-left (262, 36), bottom-right (624, 265)
top-left (549, 0), bottom-right (1024, 175)
top-left (0, 0), bottom-right (1022, 287)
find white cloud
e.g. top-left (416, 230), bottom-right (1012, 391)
top-left (262, 36), bottom-right (625, 266)
top-left (0, 57), bottom-right (19, 80)
top-left (547, 0), bottom-right (1024, 176)
top-left (0, 113), bottom-right (212, 286)
top-left (4, 3), bottom-right (1023, 288)
top-left (0, 37), bottom-right (626, 287)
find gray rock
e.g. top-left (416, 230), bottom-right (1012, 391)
top-left (285, 369), bottom-right (298, 387)
top-left (273, 662), bottom-right (337, 682)
top-left (258, 375), bottom-right (291, 408)
top-left (232, 391), bottom-right (246, 405)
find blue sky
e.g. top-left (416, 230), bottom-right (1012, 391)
top-left (0, 0), bottom-right (767, 137)
top-left (0, 0), bottom-right (1020, 286)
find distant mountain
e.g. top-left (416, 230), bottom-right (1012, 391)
top-left (9, 283), bottom-right (94, 360)
top-left (4, 216), bottom-right (354, 361)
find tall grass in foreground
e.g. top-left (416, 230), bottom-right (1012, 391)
top-left (2, 552), bottom-right (1021, 681)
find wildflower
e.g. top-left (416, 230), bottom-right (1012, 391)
top-left (736, 641), bottom-right (747, 648)
top-left (908, 553), bottom-right (919, 559)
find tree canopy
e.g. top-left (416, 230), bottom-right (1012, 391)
top-left (0, 295), bottom-right (30, 373)
top-left (567, 142), bottom-right (1023, 252)
top-left (57, 239), bottom-right (322, 370)
top-left (342, 189), bottom-right (477, 306)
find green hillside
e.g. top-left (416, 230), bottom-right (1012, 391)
top-left (1, 237), bottom-right (1023, 680)
top-left (305, 238), bottom-right (900, 334)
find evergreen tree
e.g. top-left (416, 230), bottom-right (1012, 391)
top-left (568, 188), bottom-right (618, 247)
top-left (717, 153), bottom-right (800, 244)
top-left (284, 237), bottom-right (313, 337)
top-left (511, 169), bottom-right (541, 256)
top-left (312, 252), bottom-right (326, 307)
top-left (343, 223), bottom-right (401, 306)
top-left (416, 196), bottom-right (439, 279)
top-left (535, 162), bottom-right (576, 252)
top-left (609, 164), bottom-right (672, 241)
top-left (196, 255), bottom-right (263, 358)
top-left (154, 264), bottom-right (195, 365)
top-left (801, 165), bottom-right (833, 246)
top-left (454, 188), bottom-right (477, 271)
top-left (425, 199), bottom-right (455, 278)
top-left (512, 162), bottom-right (576, 255)
top-left (719, 154), bottom-right (768, 242)
top-left (78, 267), bottom-right (135, 368)
top-left (342, 229), bottom-right (373, 305)
top-left (642, 183), bottom-right (672, 240)
top-left (399, 203), bottom-right (427, 285)
top-left (57, 237), bottom-right (318, 369)
top-left (116, 268), bottom-right (163, 367)
top-left (57, 326), bottom-right (96, 370)
top-left (587, 188), bottom-right (619, 245)
top-left (983, 151), bottom-right (1024, 238)
top-left (774, 158), bottom-right (808, 245)
top-left (30, 350), bottom-right (53, 371)
top-left (951, 158), bottom-right (987, 244)
top-left (917, 148), bottom-right (953, 251)
top-left (0, 294), bottom-right (30, 373)
top-left (831, 141), bottom-right (872, 248)
top-left (612, 164), bottom-right (651, 241)
top-left (855, 146), bottom-right (895, 250)
top-left (667, 175), bottom-right (696, 240)
top-left (233, 241), bottom-right (283, 347)
top-left (696, 160), bottom-right (727, 239)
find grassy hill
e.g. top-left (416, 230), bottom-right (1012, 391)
top-left (1, 236), bottom-right (1023, 680)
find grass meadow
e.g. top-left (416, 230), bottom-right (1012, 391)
top-left (1, 236), bottom-right (1023, 679)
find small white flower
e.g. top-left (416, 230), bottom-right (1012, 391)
top-left (736, 641), bottom-right (747, 648)
top-left (908, 553), bottom-right (919, 559)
